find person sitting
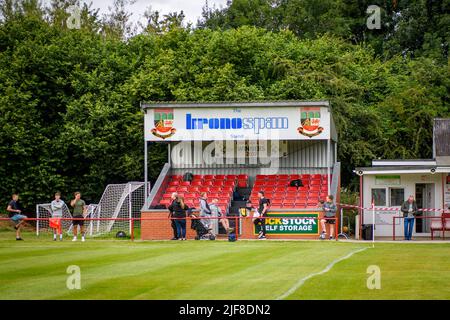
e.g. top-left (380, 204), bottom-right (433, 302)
top-left (210, 198), bottom-right (233, 234)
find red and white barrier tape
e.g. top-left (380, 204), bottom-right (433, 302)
top-left (338, 203), bottom-right (449, 212)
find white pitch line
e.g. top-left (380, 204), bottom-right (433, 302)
top-left (276, 247), bottom-right (369, 300)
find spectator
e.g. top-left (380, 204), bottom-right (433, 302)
top-left (50, 192), bottom-right (65, 241)
top-left (256, 191), bottom-right (269, 240)
top-left (168, 195), bottom-right (188, 240)
top-left (319, 195), bottom-right (337, 240)
top-left (70, 192), bottom-right (87, 242)
top-left (6, 194), bottom-right (27, 241)
top-left (401, 195), bottom-right (418, 241)
top-left (199, 192), bottom-right (212, 230)
top-left (168, 192), bottom-right (179, 240)
top-left (210, 198), bottom-right (233, 234)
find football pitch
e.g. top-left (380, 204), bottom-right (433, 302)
top-left (1, 232), bottom-right (449, 300)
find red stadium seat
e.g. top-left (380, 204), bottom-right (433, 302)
top-left (273, 192), bottom-right (285, 199)
top-left (266, 180), bottom-right (277, 186)
top-left (191, 181), bottom-right (203, 186)
top-left (222, 187), bottom-right (234, 192)
top-left (223, 180), bottom-right (236, 186)
top-left (254, 181), bottom-right (266, 187)
top-left (203, 181), bottom-right (214, 186)
top-left (311, 174), bottom-right (322, 180)
top-left (285, 194), bottom-right (297, 201)
top-left (215, 174), bottom-right (226, 180)
top-left (209, 192), bottom-right (221, 198)
top-left (289, 174), bottom-right (300, 180)
top-left (166, 186), bottom-right (177, 192)
top-left (310, 179), bottom-right (321, 185)
top-left (204, 175), bottom-right (215, 180)
top-left (226, 175), bottom-right (237, 180)
top-left (199, 187), bottom-right (210, 192)
top-left (177, 186), bottom-right (188, 192)
top-left (237, 174), bottom-right (248, 180)
top-left (271, 199), bottom-right (283, 205)
top-left (171, 175), bottom-right (183, 181)
top-left (256, 174), bottom-right (267, 180)
top-left (180, 181), bottom-right (191, 186)
top-left (159, 199), bottom-right (171, 206)
top-left (189, 186), bottom-right (200, 192)
top-left (210, 186), bottom-right (222, 192)
top-left (237, 180), bottom-right (247, 188)
top-left (168, 181), bottom-right (180, 186)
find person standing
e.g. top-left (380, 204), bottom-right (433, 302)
top-left (401, 195), bottom-right (418, 241)
top-left (6, 194), bottom-right (27, 240)
top-left (168, 192), bottom-right (179, 240)
top-left (168, 195), bottom-right (188, 240)
top-left (319, 195), bottom-right (337, 240)
top-left (257, 191), bottom-right (269, 240)
top-left (50, 192), bottom-right (65, 241)
top-left (199, 192), bottom-right (212, 230)
top-left (70, 192), bottom-right (87, 242)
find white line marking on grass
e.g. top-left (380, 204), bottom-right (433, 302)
top-left (276, 247), bottom-right (369, 300)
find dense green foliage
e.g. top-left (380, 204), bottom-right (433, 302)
top-left (0, 0), bottom-right (448, 210)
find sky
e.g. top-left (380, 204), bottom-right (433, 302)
top-left (78, 0), bottom-right (228, 25)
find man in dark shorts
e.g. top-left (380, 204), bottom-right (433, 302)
top-left (256, 191), bottom-right (270, 240)
top-left (319, 195), bottom-right (337, 240)
top-left (70, 192), bottom-right (87, 242)
top-left (6, 194), bottom-right (27, 240)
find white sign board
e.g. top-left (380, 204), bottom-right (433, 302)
top-left (144, 106), bottom-right (331, 141)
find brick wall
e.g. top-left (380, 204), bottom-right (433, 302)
top-left (141, 211), bottom-right (325, 240)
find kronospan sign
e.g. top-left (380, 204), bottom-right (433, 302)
top-left (144, 106), bottom-right (331, 141)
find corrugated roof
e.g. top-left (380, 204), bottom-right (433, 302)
top-left (141, 100), bottom-right (330, 110)
top-left (434, 119), bottom-right (450, 157)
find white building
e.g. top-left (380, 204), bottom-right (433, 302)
top-left (355, 119), bottom-right (450, 239)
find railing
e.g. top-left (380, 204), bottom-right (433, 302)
top-left (0, 215), bottom-right (338, 241)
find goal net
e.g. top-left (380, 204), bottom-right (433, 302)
top-left (89, 182), bottom-right (145, 237)
top-left (36, 182), bottom-right (145, 237)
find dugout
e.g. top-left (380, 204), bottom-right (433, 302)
top-left (355, 119), bottom-right (450, 239)
top-left (140, 101), bottom-right (341, 240)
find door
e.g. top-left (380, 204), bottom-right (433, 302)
top-left (415, 183), bottom-right (435, 233)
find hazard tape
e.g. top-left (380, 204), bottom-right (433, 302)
top-left (338, 203), bottom-right (449, 212)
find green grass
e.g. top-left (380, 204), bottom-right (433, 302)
top-left (0, 231), bottom-right (449, 300)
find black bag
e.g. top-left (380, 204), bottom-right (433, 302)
top-left (183, 172), bottom-right (194, 182)
top-left (289, 179), bottom-right (303, 188)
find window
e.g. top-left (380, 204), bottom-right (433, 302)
top-left (390, 188), bottom-right (405, 207)
top-left (371, 188), bottom-right (386, 206)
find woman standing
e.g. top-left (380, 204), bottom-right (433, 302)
top-left (168, 195), bottom-right (188, 241)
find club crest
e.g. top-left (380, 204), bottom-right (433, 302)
top-left (151, 108), bottom-right (176, 139)
top-left (298, 108), bottom-right (324, 138)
